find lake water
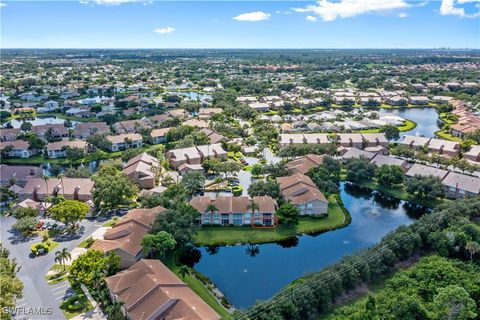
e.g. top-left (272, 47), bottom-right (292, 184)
top-left (6, 116), bottom-right (78, 128)
top-left (193, 182), bottom-right (429, 309)
top-left (379, 107), bottom-right (440, 139)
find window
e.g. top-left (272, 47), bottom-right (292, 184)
top-left (307, 203), bottom-right (313, 208)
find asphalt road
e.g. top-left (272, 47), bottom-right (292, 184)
top-left (1, 217), bottom-right (102, 320)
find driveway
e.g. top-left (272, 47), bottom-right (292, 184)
top-left (263, 148), bottom-right (281, 164)
top-left (1, 216), bottom-right (103, 320)
top-left (237, 170), bottom-right (252, 196)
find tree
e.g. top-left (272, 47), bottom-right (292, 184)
top-left (152, 203), bottom-right (199, 249)
top-left (63, 147), bottom-right (85, 163)
top-left (276, 202), bottom-right (299, 225)
top-left (433, 285), bottom-right (477, 320)
top-left (92, 169), bottom-right (139, 212)
top-left (251, 163), bottom-right (263, 177)
top-left (141, 231), bottom-right (176, 261)
top-left (181, 171), bottom-right (205, 196)
top-left (375, 165), bottom-right (404, 187)
top-left (380, 125), bottom-right (400, 141)
top-left (12, 216), bottom-right (38, 236)
top-left (205, 203), bottom-right (218, 227)
top-left (345, 158), bottom-right (376, 184)
top-left (43, 175), bottom-right (50, 200)
top-left (49, 200), bottom-right (89, 228)
top-left (86, 134), bottom-right (112, 151)
top-left (406, 175), bottom-right (444, 199)
top-left (68, 250), bottom-right (120, 290)
top-left (178, 265), bottom-right (190, 279)
top-left (19, 121), bottom-right (32, 132)
top-left (465, 241), bottom-right (480, 260)
top-left (0, 243), bottom-right (23, 318)
top-left (121, 147), bottom-right (144, 162)
top-left (247, 199), bottom-right (260, 225)
top-left (105, 301), bottom-right (125, 320)
top-left (54, 248), bottom-right (71, 270)
top-left (248, 181), bottom-right (282, 201)
top-left (64, 166), bottom-right (92, 178)
top-left (12, 207), bottom-right (38, 219)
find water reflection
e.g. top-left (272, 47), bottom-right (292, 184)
top-left (194, 182), bottom-right (428, 308)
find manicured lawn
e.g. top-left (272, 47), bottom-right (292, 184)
top-left (193, 196), bottom-right (348, 246)
top-left (397, 119), bottom-right (417, 132)
top-left (45, 264), bottom-right (69, 284)
top-left (60, 291), bottom-right (93, 319)
top-left (435, 130), bottom-right (463, 142)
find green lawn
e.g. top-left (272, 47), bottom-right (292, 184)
top-left (193, 196), bottom-right (348, 246)
top-left (435, 129), bottom-right (463, 142)
top-left (60, 291), bottom-right (93, 319)
top-left (358, 120), bottom-right (417, 134)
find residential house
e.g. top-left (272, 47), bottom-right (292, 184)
top-left (0, 128), bottom-right (20, 142)
top-left (369, 154), bottom-right (408, 171)
top-left (199, 128), bottom-right (229, 144)
top-left (285, 154), bottom-right (326, 175)
top-left (427, 138), bottom-right (460, 157)
top-left (337, 133), bottom-right (364, 149)
top-left (46, 141), bottom-right (88, 158)
top-left (409, 96), bottom-right (430, 105)
top-left (198, 108), bottom-right (222, 119)
top-left (19, 178), bottom-right (94, 202)
top-left (105, 259), bottom-right (220, 320)
top-left (236, 96), bottom-right (258, 104)
top-left (32, 124), bottom-right (69, 141)
top-left (463, 145), bottom-right (480, 163)
top-left (74, 122), bottom-right (110, 139)
top-left (279, 133), bottom-right (330, 148)
top-left (122, 153), bottom-right (160, 189)
top-left (190, 196), bottom-right (276, 226)
top-left (277, 173), bottom-right (328, 216)
top-left (183, 119), bottom-right (209, 128)
top-left (91, 206), bottom-right (166, 268)
top-left (249, 102), bottom-right (270, 112)
top-left (361, 133), bottom-right (389, 148)
top-left (399, 135), bottom-right (431, 149)
top-left (166, 144), bottom-right (227, 169)
top-left (341, 147), bottom-right (376, 160)
top-left (107, 133), bottom-right (143, 152)
top-left (166, 109), bottom-right (189, 120)
top-left (0, 140), bottom-right (35, 158)
top-left (150, 127), bottom-right (171, 144)
top-left (0, 165), bottom-right (41, 187)
top-left (113, 119), bottom-right (149, 134)
top-left (405, 163), bottom-right (449, 180)
top-left (442, 172), bottom-right (480, 199)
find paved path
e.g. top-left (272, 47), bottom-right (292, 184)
top-left (263, 148), bottom-right (281, 164)
top-left (1, 217), bottom-right (102, 320)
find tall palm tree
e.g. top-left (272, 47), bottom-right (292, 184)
top-left (466, 241), bottom-right (480, 260)
top-left (54, 248), bottom-right (71, 271)
top-left (205, 203), bottom-right (218, 227)
top-left (42, 175), bottom-right (50, 199)
top-left (106, 301), bottom-right (125, 320)
top-left (178, 265), bottom-right (190, 279)
top-left (247, 198), bottom-right (260, 227)
top-left (57, 173), bottom-right (65, 197)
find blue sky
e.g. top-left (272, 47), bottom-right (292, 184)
top-left (1, 0), bottom-right (479, 48)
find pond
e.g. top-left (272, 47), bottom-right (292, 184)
top-left (41, 161), bottom-right (100, 176)
top-left (5, 116), bottom-right (78, 128)
top-left (192, 182), bottom-right (429, 309)
top-left (166, 91), bottom-right (212, 101)
top-left (379, 107), bottom-right (440, 139)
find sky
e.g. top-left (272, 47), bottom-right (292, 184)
top-left (1, 0), bottom-right (479, 49)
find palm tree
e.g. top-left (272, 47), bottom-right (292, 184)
top-left (466, 241), bottom-right (480, 260)
top-left (54, 248), bottom-right (71, 271)
top-left (57, 173), bottom-right (65, 197)
top-left (106, 301), bottom-right (125, 320)
top-left (205, 203), bottom-right (218, 227)
top-left (247, 198), bottom-right (260, 227)
top-left (42, 175), bottom-right (50, 199)
top-left (178, 265), bottom-right (190, 279)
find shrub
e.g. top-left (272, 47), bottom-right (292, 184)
top-left (232, 185), bottom-right (243, 196)
top-left (31, 242), bottom-right (49, 255)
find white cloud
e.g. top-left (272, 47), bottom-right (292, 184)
top-left (81, 0), bottom-right (150, 5)
top-left (398, 12), bottom-right (408, 17)
top-left (417, 1), bottom-right (429, 7)
top-left (233, 11), bottom-right (271, 22)
top-left (306, 15), bottom-right (318, 22)
top-left (440, 0), bottom-right (480, 17)
top-left (0, 2), bottom-right (7, 7)
top-left (153, 27), bottom-right (175, 34)
top-left (293, 0), bottom-right (410, 22)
